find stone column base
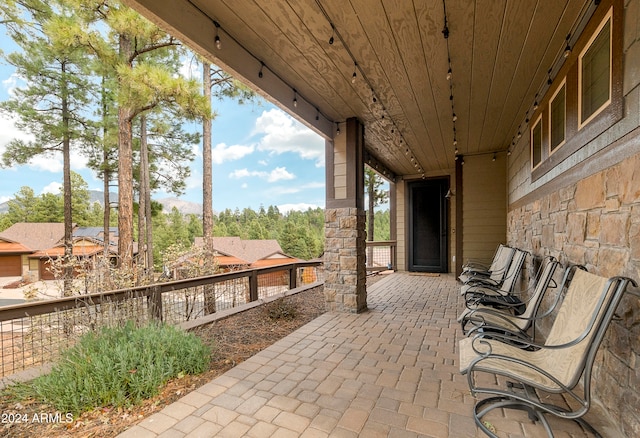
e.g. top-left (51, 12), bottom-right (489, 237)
top-left (324, 207), bottom-right (367, 313)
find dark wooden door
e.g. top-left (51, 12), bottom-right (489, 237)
top-left (409, 179), bottom-right (448, 272)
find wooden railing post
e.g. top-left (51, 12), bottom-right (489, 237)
top-left (249, 270), bottom-right (258, 302)
top-left (149, 285), bottom-right (163, 322)
top-left (289, 264), bottom-right (298, 290)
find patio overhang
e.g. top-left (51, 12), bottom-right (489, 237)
top-left (123, 0), bottom-right (598, 179)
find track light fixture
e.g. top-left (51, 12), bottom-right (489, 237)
top-left (329, 24), bottom-right (335, 45)
top-left (315, 108), bottom-right (319, 121)
top-left (442, 24), bottom-right (449, 39)
top-left (446, 67), bottom-right (452, 81)
top-left (258, 62), bottom-right (264, 78)
top-left (452, 113), bottom-right (457, 122)
top-left (492, 152), bottom-right (496, 162)
top-left (293, 89), bottom-right (298, 108)
top-left (336, 122), bottom-right (340, 135)
top-left (547, 68), bottom-right (553, 85)
top-left (213, 21), bottom-right (221, 50)
top-left (352, 63), bottom-right (357, 83)
top-left (564, 33), bottom-right (572, 58)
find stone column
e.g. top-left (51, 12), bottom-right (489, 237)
top-left (324, 118), bottom-right (367, 313)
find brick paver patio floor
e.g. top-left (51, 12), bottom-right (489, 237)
top-left (117, 273), bottom-right (607, 437)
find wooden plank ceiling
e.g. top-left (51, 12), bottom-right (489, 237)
top-left (125, 0), bottom-right (595, 179)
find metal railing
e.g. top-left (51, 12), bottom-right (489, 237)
top-left (366, 240), bottom-right (396, 272)
top-left (0, 261), bottom-right (323, 378)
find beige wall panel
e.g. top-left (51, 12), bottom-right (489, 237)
top-left (462, 154), bottom-right (507, 264)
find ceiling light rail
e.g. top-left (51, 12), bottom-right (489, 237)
top-left (443, 0), bottom-right (459, 160)
top-left (314, 0), bottom-right (425, 178)
top-left (185, 0), bottom-right (335, 137)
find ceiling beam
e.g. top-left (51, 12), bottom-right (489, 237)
top-left (123, 0), bottom-right (335, 140)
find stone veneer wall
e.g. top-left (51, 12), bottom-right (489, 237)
top-left (507, 151), bottom-right (640, 436)
top-left (324, 207), bottom-right (367, 313)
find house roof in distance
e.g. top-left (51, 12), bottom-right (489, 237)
top-left (0, 223), bottom-right (66, 251)
top-left (194, 236), bottom-right (299, 264)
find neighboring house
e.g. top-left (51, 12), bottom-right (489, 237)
top-left (0, 223), bottom-right (121, 280)
top-left (172, 237), bottom-right (302, 283)
top-left (203, 237), bottom-right (299, 269)
top-left (0, 236), bottom-right (32, 277)
top-left (29, 237), bottom-right (118, 281)
top-left (0, 223), bottom-right (67, 280)
top-left (209, 237), bottom-right (302, 286)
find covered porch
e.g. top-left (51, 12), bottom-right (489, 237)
top-left (123, 0), bottom-right (640, 434)
top-left (118, 273), bottom-right (611, 437)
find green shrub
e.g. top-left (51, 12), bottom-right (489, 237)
top-left (29, 322), bottom-right (210, 414)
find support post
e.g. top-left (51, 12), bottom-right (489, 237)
top-left (324, 118), bottom-right (367, 313)
top-left (149, 285), bottom-right (163, 322)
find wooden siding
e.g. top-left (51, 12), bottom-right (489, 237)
top-left (462, 154), bottom-right (507, 264)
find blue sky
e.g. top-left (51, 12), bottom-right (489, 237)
top-left (0, 31), bottom-right (326, 214)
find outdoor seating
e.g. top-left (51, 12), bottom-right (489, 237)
top-left (458, 269), bottom-right (638, 437)
top-left (459, 256), bottom-right (560, 341)
top-left (460, 248), bottom-right (528, 296)
top-left (461, 244), bottom-right (509, 273)
top-left (458, 244), bottom-right (514, 284)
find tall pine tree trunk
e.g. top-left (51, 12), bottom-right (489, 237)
top-left (367, 174), bottom-right (374, 268)
top-left (117, 34), bottom-right (135, 275)
top-left (137, 115), bottom-right (147, 285)
top-left (61, 61), bottom-right (73, 296)
top-left (138, 114), bottom-right (153, 284)
top-left (203, 63), bottom-right (216, 314)
top-left (101, 76), bottom-right (111, 259)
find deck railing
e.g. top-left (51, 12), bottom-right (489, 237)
top-left (0, 261), bottom-right (323, 379)
top-left (366, 240), bottom-right (397, 272)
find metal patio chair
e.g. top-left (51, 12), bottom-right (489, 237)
top-left (458, 268), bottom-right (638, 438)
top-left (459, 256), bottom-right (561, 341)
top-left (459, 245), bottom-right (514, 284)
top-left (460, 248), bottom-right (528, 297)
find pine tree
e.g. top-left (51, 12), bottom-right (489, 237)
top-left (0, 1), bottom-right (99, 294)
top-left (365, 168), bottom-right (389, 266)
top-left (68, 0), bottom-right (209, 273)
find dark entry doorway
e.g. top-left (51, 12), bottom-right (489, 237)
top-left (408, 178), bottom-right (448, 272)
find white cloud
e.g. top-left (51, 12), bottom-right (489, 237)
top-left (0, 113), bottom-right (90, 173)
top-left (270, 181), bottom-right (324, 196)
top-left (2, 73), bottom-right (21, 96)
top-left (253, 109), bottom-right (324, 167)
top-left (212, 142), bottom-right (255, 164)
top-left (41, 181), bottom-right (62, 195)
top-left (277, 203), bottom-right (321, 214)
top-left (0, 114), bottom-right (33, 158)
top-left (0, 195), bottom-right (11, 203)
top-left (229, 166), bottom-right (295, 183)
top-left (179, 56), bottom-right (200, 80)
top-left (241, 183), bottom-right (248, 189)
top-left (229, 168), bottom-right (255, 179)
top-left (258, 159), bottom-right (268, 166)
top-left (267, 166), bottom-right (294, 182)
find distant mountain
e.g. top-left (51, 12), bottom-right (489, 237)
top-left (157, 197), bottom-right (203, 215)
top-left (0, 190), bottom-right (204, 216)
